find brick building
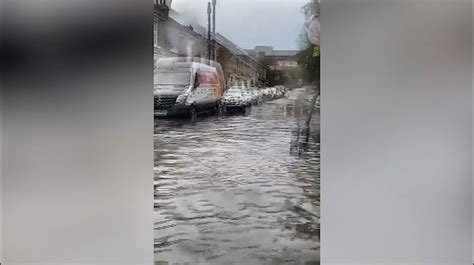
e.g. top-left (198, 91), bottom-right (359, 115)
top-left (153, 1), bottom-right (267, 87)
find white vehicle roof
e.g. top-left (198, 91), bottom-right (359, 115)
top-left (155, 57), bottom-right (225, 88)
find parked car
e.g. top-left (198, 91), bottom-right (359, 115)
top-left (154, 57), bottom-right (225, 119)
top-left (247, 87), bottom-right (262, 105)
top-left (274, 86), bottom-right (286, 98)
top-left (222, 86), bottom-right (252, 112)
top-left (270, 87), bottom-right (279, 99)
top-left (242, 88), bottom-right (258, 106)
top-left (262, 87), bottom-right (274, 101)
top-left (255, 89), bottom-right (265, 104)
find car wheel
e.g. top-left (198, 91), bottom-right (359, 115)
top-left (220, 104), bottom-right (227, 116)
top-left (189, 105), bottom-right (197, 120)
top-left (245, 104), bottom-right (251, 115)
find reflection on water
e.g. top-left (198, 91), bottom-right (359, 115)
top-left (154, 88), bottom-right (320, 265)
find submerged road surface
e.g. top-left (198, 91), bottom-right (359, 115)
top-left (154, 88), bottom-right (320, 265)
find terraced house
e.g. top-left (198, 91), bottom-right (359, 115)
top-left (153, 0), bottom-right (267, 87)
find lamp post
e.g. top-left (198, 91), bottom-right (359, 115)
top-left (212, 0), bottom-right (217, 61)
top-left (207, 1), bottom-right (212, 61)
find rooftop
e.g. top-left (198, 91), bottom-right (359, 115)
top-left (169, 9), bottom-right (206, 35)
top-left (254, 45), bottom-right (274, 54)
top-left (245, 46), bottom-right (300, 57)
top-left (215, 33), bottom-right (249, 56)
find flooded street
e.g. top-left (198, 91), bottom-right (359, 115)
top-left (154, 88), bottom-right (320, 265)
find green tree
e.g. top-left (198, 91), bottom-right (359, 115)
top-left (302, 0), bottom-right (320, 18)
top-left (258, 54), bottom-right (275, 67)
top-left (258, 55), bottom-right (278, 86)
top-left (297, 47), bottom-right (319, 84)
top-left (297, 0), bottom-right (320, 87)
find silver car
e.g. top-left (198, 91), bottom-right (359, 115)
top-left (222, 86), bottom-right (252, 111)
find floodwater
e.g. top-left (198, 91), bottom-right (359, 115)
top-left (154, 88), bottom-right (320, 265)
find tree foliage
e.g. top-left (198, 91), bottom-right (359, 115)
top-left (302, 0), bottom-right (320, 19)
top-left (258, 55), bottom-right (302, 87)
top-left (297, 46), bottom-right (319, 84)
top-left (297, 0), bottom-right (320, 86)
top-left (258, 55), bottom-right (275, 68)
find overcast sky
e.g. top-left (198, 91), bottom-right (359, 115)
top-left (170, 0), bottom-right (308, 50)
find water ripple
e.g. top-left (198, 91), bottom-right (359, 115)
top-left (154, 89), bottom-right (320, 264)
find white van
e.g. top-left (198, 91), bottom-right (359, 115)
top-left (154, 57), bottom-right (225, 118)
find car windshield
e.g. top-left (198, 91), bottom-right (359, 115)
top-left (154, 72), bottom-right (190, 86)
top-left (230, 86), bottom-right (245, 90)
top-left (226, 89), bottom-right (242, 95)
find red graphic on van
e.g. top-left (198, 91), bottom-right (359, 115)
top-left (197, 71), bottom-right (222, 97)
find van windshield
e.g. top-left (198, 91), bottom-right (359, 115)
top-left (154, 72), bottom-right (190, 86)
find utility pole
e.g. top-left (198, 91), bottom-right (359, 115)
top-left (207, 1), bottom-right (212, 61)
top-left (212, 0), bottom-right (217, 61)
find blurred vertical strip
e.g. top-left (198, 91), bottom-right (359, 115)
top-left (322, 0), bottom-right (471, 263)
top-left (1, 0), bottom-right (152, 264)
top-left (0, 0), bottom-right (4, 261)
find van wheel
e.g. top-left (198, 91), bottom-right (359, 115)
top-left (189, 105), bottom-right (197, 120)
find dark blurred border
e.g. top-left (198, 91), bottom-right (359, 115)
top-left (1, 0), bottom-right (153, 263)
top-left (1, 1), bottom-right (150, 81)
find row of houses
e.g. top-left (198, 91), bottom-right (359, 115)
top-left (153, 0), bottom-right (267, 88)
top-left (245, 46), bottom-right (300, 71)
top-left (245, 46), bottom-right (303, 87)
